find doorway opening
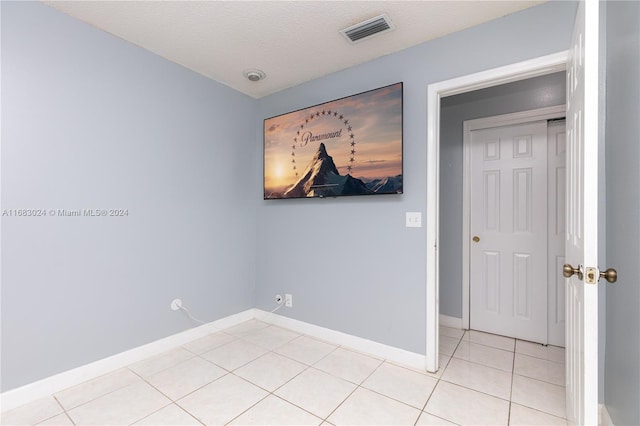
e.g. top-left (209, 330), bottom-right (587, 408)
top-left (425, 51), bottom-right (568, 373)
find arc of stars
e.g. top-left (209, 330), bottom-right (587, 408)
top-left (288, 109), bottom-right (357, 177)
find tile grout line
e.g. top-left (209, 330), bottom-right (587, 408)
top-left (318, 355), bottom-right (385, 423)
top-left (516, 351), bottom-right (566, 365)
top-left (172, 403), bottom-right (206, 426)
top-left (222, 342), bottom-right (325, 426)
top-left (415, 331), bottom-right (464, 425)
top-left (127, 400), bottom-right (188, 426)
top-left (125, 367), bottom-right (191, 424)
top-left (217, 323), bottom-right (305, 425)
top-left (216, 337), bottom-right (331, 426)
top-left (509, 402), bottom-right (569, 421)
top-left (509, 373), bottom-right (568, 420)
top-left (222, 390), bottom-right (272, 426)
top-left (461, 335), bottom-right (516, 353)
top-left (430, 330), bottom-right (516, 425)
top-left (51, 395), bottom-right (76, 426)
top-left (448, 352), bottom-right (517, 374)
top-left (414, 366), bottom-right (442, 426)
top-left (272, 338), bottom-right (339, 369)
top-left (320, 379), bottom-right (361, 423)
top-left (268, 393), bottom-right (324, 424)
top-left (507, 338), bottom-right (517, 426)
top-left (126, 361), bottom-right (255, 425)
top-left (268, 343), bottom-right (395, 423)
top-left (512, 372), bottom-right (566, 387)
top-left (148, 327), bottom-right (310, 425)
top-left (50, 367), bottom-right (153, 419)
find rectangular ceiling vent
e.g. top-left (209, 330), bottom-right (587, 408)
top-left (340, 14), bottom-right (395, 43)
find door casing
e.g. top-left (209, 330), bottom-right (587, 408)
top-left (425, 51), bottom-right (568, 373)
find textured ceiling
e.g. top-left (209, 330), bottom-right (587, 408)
top-left (45, 1), bottom-right (545, 99)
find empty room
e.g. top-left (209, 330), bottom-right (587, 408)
top-left (2, 1), bottom-right (638, 425)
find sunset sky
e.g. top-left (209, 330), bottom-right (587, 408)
top-left (264, 83), bottom-right (402, 192)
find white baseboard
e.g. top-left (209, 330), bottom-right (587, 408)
top-left (254, 309), bottom-right (427, 371)
top-left (0, 309), bottom-right (255, 412)
top-left (439, 314), bottom-right (463, 329)
top-left (600, 403), bottom-right (614, 426)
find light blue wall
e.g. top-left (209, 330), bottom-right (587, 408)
top-left (1, 2), bottom-right (257, 391)
top-left (439, 72), bottom-right (567, 318)
top-left (604, 1), bottom-right (640, 424)
top-left (255, 1), bottom-right (578, 355)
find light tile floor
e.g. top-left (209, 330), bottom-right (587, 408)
top-left (1, 320), bottom-right (567, 425)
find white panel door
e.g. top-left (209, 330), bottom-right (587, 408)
top-left (565, 0), bottom-right (600, 424)
top-left (470, 121), bottom-right (548, 343)
top-left (548, 121), bottom-right (567, 347)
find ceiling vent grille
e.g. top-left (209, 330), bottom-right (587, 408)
top-left (340, 14), bottom-right (394, 43)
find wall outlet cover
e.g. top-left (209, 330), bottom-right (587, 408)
top-left (406, 212), bottom-right (422, 227)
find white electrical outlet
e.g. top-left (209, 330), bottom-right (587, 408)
top-left (170, 299), bottom-right (182, 311)
top-left (285, 294), bottom-right (293, 307)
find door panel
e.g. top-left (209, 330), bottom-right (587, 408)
top-left (484, 170), bottom-right (500, 230)
top-left (513, 252), bottom-right (531, 318)
top-left (470, 121), bottom-right (548, 343)
top-left (513, 168), bottom-right (532, 232)
top-left (565, 0), bottom-right (600, 424)
top-left (548, 121), bottom-right (567, 346)
top-left (484, 251), bottom-right (500, 312)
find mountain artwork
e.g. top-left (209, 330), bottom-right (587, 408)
top-left (263, 82), bottom-right (403, 199)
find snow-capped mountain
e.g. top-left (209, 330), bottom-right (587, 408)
top-left (284, 143), bottom-right (371, 198)
top-left (365, 175), bottom-right (403, 194)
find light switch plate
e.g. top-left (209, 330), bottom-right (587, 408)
top-left (406, 212), bottom-right (422, 227)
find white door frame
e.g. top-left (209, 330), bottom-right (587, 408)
top-left (461, 105), bottom-right (567, 332)
top-left (425, 51), bottom-right (568, 372)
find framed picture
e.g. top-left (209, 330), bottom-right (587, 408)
top-left (263, 82), bottom-right (403, 199)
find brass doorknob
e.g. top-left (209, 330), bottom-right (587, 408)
top-left (563, 263), bottom-right (583, 280)
top-left (600, 268), bottom-right (617, 283)
top-left (472, 236), bottom-right (480, 243)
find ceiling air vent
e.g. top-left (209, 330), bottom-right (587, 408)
top-left (340, 14), bottom-right (394, 43)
